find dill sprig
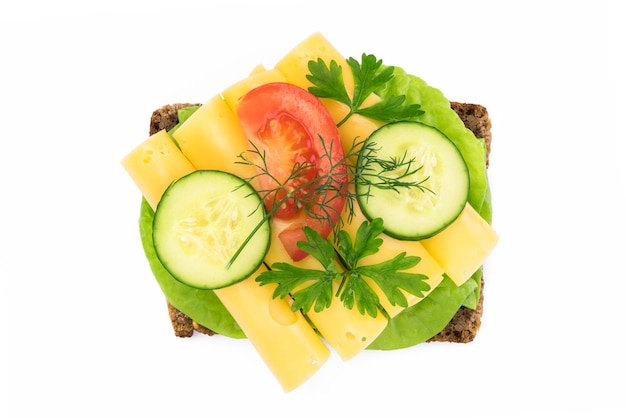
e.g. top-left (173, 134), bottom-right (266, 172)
top-left (234, 134), bottom-right (347, 228)
top-left (226, 136), bottom-right (433, 269)
top-left (355, 142), bottom-right (435, 202)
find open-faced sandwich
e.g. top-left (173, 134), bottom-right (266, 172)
top-left (122, 32), bottom-right (498, 392)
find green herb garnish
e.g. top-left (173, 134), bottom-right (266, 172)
top-left (138, 53), bottom-right (490, 348)
top-left (256, 218), bottom-right (430, 318)
top-left (356, 142), bottom-right (435, 200)
top-left (227, 136), bottom-right (432, 269)
top-left (306, 53), bottom-right (424, 127)
top-left (226, 55), bottom-right (433, 315)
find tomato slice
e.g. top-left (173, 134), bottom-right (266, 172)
top-left (237, 82), bottom-right (347, 261)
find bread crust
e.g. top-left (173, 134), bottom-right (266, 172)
top-left (450, 102), bottom-right (492, 167)
top-left (427, 102), bottom-right (491, 343)
top-left (149, 101), bottom-right (492, 343)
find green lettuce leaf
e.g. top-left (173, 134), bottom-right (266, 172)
top-left (168, 105), bottom-right (200, 137)
top-left (368, 276), bottom-right (477, 350)
top-left (374, 67), bottom-right (492, 222)
top-left (367, 67), bottom-right (492, 349)
top-left (139, 199), bottom-right (245, 338)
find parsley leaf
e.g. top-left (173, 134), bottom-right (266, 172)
top-left (337, 217), bottom-right (384, 267)
top-left (307, 58), bottom-right (351, 106)
top-left (263, 263), bottom-right (335, 314)
top-left (357, 253), bottom-right (430, 309)
top-left (255, 218), bottom-right (431, 318)
top-left (347, 54), bottom-right (394, 110)
top-left (356, 95), bottom-right (422, 122)
top-left (258, 227), bottom-right (338, 314)
top-left (306, 53), bottom-right (424, 127)
top-left (340, 270), bottom-right (381, 317)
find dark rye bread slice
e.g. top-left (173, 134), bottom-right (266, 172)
top-left (150, 101), bottom-right (492, 342)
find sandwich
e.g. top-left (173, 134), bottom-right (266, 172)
top-left (153, 100), bottom-right (492, 344)
top-left (122, 32), bottom-right (498, 391)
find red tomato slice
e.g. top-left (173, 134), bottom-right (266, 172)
top-left (237, 82), bottom-right (347, 261)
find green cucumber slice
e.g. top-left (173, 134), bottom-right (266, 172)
top-left (152, 170), bottom-right (270, 289)
top-left (356, 121), bottom-right (469, 240)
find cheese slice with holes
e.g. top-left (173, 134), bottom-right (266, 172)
top-left (214, 266), bottom-right (330, 392)
top-left (122, 124), bottom-right (330, 393)
top-left (121, 129), bottom-right (195, 210)
top-left (265, 217), bottom-right (388, 361)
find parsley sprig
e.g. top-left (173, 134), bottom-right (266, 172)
top-left (256, 218), bottom-right (431, 318)
top-left (307, 53), bottom-right (424, 127)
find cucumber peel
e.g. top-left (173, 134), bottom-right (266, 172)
top-left (356, 121), bottom-right (469, 240)
top-left (153, 170), bottom-right (270, 290)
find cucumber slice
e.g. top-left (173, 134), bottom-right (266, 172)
top-left (152, 170), bottom-right (270, 289)
top-left (356, 121), bottom-right (469, 240)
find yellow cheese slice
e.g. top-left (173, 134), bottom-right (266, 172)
top-left (222, 68), bottom-right (286, 112)
top-left (274, 32), bottom-right (352, 91)
top-left (264, 217), bottom-right (388, 361)
top-left (214, 266), bottom-right (330, 392)
top-left (340, 202), bottom-right (445, 318)
top-left (248, 64), bottom-right (268, 76)
top-left (320, 99), bottom-right (383, 159)
top-left (308, 277), bottom-right (387, 361)
top-left (208, 61), bottom-right (389, 361)
top-left (123, 114), bottom-right (330, 393)
top-left (420, 203), bottom-right (499, 285)
top-left (121, 129), bottom-right (195, 210)
top-left (273, 31), bottom-right (382, 159)
top-left (171, 95), bottom-right (256, 180)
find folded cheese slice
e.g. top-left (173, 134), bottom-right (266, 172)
top-left (421, 202), bottom-right (499, 286)
top-left (214, 266), bottom-right (330, 392)
top-left (121, 129), bottom-right (195, 209)
top-left (265, 217), bottom-right (389, 361)
top-left (170, 87), bottom-right (388, 361)
top-left (122, 126), bottom-right (330, 392)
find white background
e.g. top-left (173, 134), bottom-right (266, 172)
top-left (2, 1), bottom-right (625, 417)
